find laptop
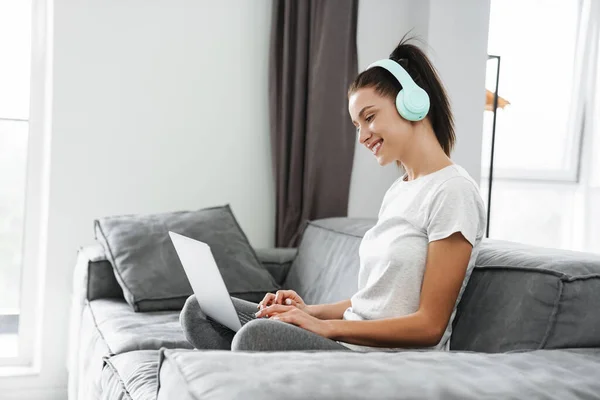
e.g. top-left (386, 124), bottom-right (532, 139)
top-left (168, 231), bottom-right (257, 332)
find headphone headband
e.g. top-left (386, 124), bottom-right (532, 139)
top-left (366, 58), bottom-right (430, 121)
top-left (367, 59), bottom-right (419, 92)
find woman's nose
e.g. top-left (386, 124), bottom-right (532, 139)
top-left (358, 128), bottom-right (371, 145)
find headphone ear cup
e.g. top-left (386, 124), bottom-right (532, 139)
top-left (402, 88), bottom-right (430, 121)
top-left (396, 90), bottom-right (421, 122)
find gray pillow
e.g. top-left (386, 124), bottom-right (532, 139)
top-left (94, 204), bottom-right (279, 311)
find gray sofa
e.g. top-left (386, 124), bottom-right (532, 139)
top-left (68, 217), bottom-right (600, 400)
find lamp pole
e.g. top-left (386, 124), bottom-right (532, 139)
top-left (486, 55), bottom-right (501, 239)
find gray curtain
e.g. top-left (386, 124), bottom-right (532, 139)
top-left (269, 0), bottom-right (358, 247)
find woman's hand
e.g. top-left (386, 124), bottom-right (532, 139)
top-left (257, 290), bottom-right (307, 312)
top-left (255, 305), bottom-right (332, 338)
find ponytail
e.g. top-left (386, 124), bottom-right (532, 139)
top-left (348, 34), bottom-right (455, 158)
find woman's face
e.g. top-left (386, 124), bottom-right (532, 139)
top-left (348, 87), bottom-right (414, 166)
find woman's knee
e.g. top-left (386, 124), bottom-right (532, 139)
top-left (179, 294), bottom-right (233, 350)
top-left (231, 319), bottom-right (284, 351)
top-left (179, 295), bottom-right (206, 332)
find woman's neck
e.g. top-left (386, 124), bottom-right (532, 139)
top-left (401, 125), bottom-right (453, 181)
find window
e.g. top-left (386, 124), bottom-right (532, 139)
top-left (482, 0), bottom-right (600, 254)
top-left (0, 1), bottom-right (32, 360)
top-left (483, 0), bottom-right (581, 181)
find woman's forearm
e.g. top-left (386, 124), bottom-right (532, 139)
top-left (306, 299), bottom-right (351, 320)
top-left (325, 310), bottom-right (443, 348)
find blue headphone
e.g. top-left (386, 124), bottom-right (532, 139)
top-left (367, 59), bottom-right (430, 121)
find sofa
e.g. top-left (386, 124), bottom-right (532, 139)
top-left (68, 217), bottom-right (600, 400)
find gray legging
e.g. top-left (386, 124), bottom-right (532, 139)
top-left (180, 295), bottom-right (350, 352)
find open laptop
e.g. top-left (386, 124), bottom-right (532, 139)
top-left (168, 231), bottom-right (257, 332)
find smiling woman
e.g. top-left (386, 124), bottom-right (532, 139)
top-left (348, 37), bottom-right (455, 172)
top-left (180, 35), bottom-right (487, 353)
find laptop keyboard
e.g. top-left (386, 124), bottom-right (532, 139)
top-left (237, 311), bottom-right (256, 325)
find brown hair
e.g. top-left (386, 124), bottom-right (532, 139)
top-left (348, 35), bottom-right (455, 163)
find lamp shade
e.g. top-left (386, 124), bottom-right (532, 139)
top-left (485, 89), bottom-right (510, 111)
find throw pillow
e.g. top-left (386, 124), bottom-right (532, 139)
top-left (94, 204), bottom-right (279, 311)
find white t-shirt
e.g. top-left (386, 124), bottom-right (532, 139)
top-left (341, 164), bottom-right (487, 352)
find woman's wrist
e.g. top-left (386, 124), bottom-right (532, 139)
top-left (323, 319), bottom-right (338, 339)
top-left (305, 301), bottom-right (350, 320)
top-left (304, 304), bottom-right (317, 318)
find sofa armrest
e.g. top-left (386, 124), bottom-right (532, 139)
top-left (75, 243), bottom-right (124, 301)
top-left (68, 243), bottom-right (124, 389)
top-left (254, 248), bottom-right (298, 286)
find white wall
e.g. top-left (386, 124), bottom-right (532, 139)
top-left (427, 0), bottom-right (491, 185)
top-left (348, 0), bottom-right (491, 218)
top-left (1, 1), bottom-right (274, 398)
top-left (348, 0), bottom-right (430, 218)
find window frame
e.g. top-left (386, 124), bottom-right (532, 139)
top-left (482, 0), bottom-right (584, 183)
top-left (480, 100), bottom-right (585, 183)
top-left (0, 0), bottom-right (52, 371)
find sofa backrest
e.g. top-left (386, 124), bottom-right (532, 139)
top-left (284, 218), bottom-right (375, 305)
top-left (451, 239), bottom-right (600, 352)
top-left (287, 217), bottom-right (600, 352)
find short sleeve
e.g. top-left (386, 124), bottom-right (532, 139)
top-left (426, 177), bottom-right (484, 246)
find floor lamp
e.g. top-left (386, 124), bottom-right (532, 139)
top-left (485, 55), bottom-right (509, 238)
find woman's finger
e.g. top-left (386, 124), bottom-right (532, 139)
top-left (271, 311), bottom-right (297, 325)
top-left (255, 304), bottom-right (293, 318)
top-left (257, 293), bottom-right (276, 309)
top-left (276, 290), bottom-right (300, 305)
top-left (260, 304), bottom-right (290, 315)
top-left (284, 298), bottom-right (299, 307)
top-left (274, 290), bottom-right (287, 305)
top-left (283, 290), bottom-right (305, 306)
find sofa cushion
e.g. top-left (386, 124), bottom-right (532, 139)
top-left (74, 299), bottom-right (191, 400)
top-left (94, 204), bottom-right (279, 311)
top-left (452, 239), bottom-right (600, 352)
top-left (88, 299), bottom-right (193, 355)
top-left (157, 348), bottom-right (600, 400)
top-left (284, 218), bottom-right (376, 305)
top-left (101, 350), bottom-right (159, 400)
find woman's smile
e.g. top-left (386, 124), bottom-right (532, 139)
top-left (369, 138), bottom-right (383, 156)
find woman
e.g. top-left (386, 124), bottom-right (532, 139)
top-left (180, 38), bottom-right (486, 352)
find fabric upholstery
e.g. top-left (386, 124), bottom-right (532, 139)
top-left (452, 239), bottom-right (600, 352)
top-left (94, 204), bottom-right (279, 311)
top-left (101, 350), bottom-right (159, 400)
top-left (158, 348), bottom-right (600, 399)
top-left (547, 276), bottom-right (600, 348)
top-left (450, 267), bottom-right (561, 352)
top-left (254, 247), bottom-right (298, 286)
top-left (73, 302), bottom-right (113, 400)
top-left (284, 218), bottom-right (376, 305)
top-left (69, 242), bottom-right (296, 399)
top-left (88, 299), bottom-right (192, 355)
top-left (82, 244), bottom-right (125, 301)
top-left (82, 245), bottom-right (297, 304)
top-left (156, 350), bottom-right (197, 400)
top-left (71, 299), bottom-right (190, 400)
top-left (71, 217), bottom-right (600, 400)
top-left (69, 245), bottom-right (123, 400)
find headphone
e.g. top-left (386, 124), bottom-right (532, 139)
top-left (367, 59), bottom-right (430, 121)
